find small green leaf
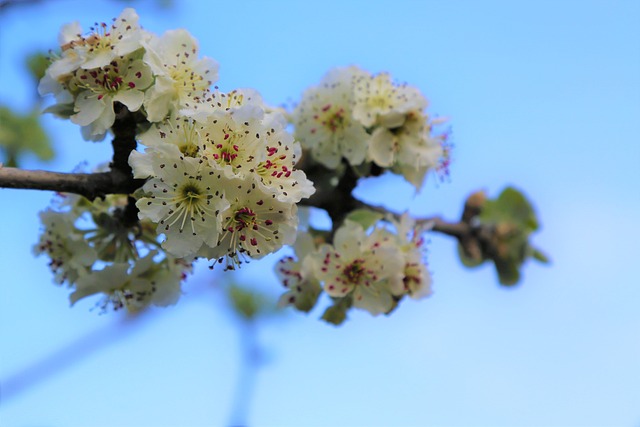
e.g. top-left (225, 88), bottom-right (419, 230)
top-left (495, 259), bottom-right (521, 286)
top-left (26, 52), bottom-right (50, 84)
top-left (321, 305), bottom-right (348, 325)
top-left (531, 247), bottom-right (551, 264)
top-left (227, 285), bottom-right (269, 321)
top-left (345, 208), bottom-right (384, 230)
top-left (471, 186), bottom-right (548, 286)
top-left (321, 296), bottom-right (352, 326)
top-left (481, 186), bottom-right (538, 232)
top-left (0, 106), bottom-right (54, 166)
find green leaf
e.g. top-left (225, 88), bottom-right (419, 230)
top-left (531, 247), bottom-right (551, 264)
top-left (321, 296), bottom-right (352, 326)
top-left (472, 186), bottom-right (548, 286)
top-left (481, 186), bottom-right (538, 232)
top-left (321, 305), bottom-right (348, 325)
top-left (345, 208), bottom-right (384, 230)
top-left (495, 259), bottom-right (521, 286)
top-left (227, 285), bottom-right (270, 321)
top-left (0, 106), bottom-right (54, 166)
top-left (26, 52), bottom-right (50, 84)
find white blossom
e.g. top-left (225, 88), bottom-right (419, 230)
top-left (138, 114), bottom-right (205, 157)
top-left (70, 57), bottom-right (153, 136)
top-left (293, 66), bottom-right (369, 168)
top-left (313, 220), bottom-right (404, 315)
top-left (69, 252), bottom-right (185, 312)
top-left (372, 214), bottom-right (433, 299)
top-left (276, 231), bottom-right (322, 312)
top-left (136, 154), bottom-right (229, 258)
top-left (197, 109), bottom-right (266, 179)
top-left (352, 71), bottom-right (428, 128)
top-left (369, 110), bottom-right (445, 190)
top-left (202, 175), bottom-right (298, 269)
top-left (33, 210), bottom-right (97, 285)
top-left (142, 29), bottom-right (218, 122)
top-left (78, 8), bottom-right (145, 70)
top-left (252, 119), bottom-right (315, 203)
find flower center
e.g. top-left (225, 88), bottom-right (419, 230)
top-left (232, 207), bottom-right (256, 230)
top-left (75, 60), bottom-right (128, 96)
top-left (342, 259), bottom-right (366, 284)
top-left (180, 183), bottom-right (202, 201)
top-left (179, 142), bottom-right (199, 157)
top-left (316, 104), bottom-right (346, 133)
top-left (169, 63), bottom-right (209, 92)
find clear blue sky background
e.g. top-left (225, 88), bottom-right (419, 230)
top-left (1, 1), bottom-right (639, 426)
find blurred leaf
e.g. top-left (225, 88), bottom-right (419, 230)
top-left (495, 259), bottom-right (521, 286)
top-left (26, 51), bottom-right (49, 84)
top-left (345, 208), bottom-right (384, 230)
top-left (321, 296), bottom-right (352, 326)
top-left (531, 247), bottom-right (551, 264)
top-left (481, 186), bottom-right (538, 232)
top-left (43, 102), bottom-right (75, 118)
top-left (0, 105), bottom-right (54, 166)
top-left (227, 284), bottom-right (276, 322)
top-left (463, 186), bottom-right (547, 286)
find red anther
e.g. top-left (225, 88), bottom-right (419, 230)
top-left (128, 82), bottom-right (135, 88)
top-left (322, 104), bottom-right (331, 112)
top-left (250, 238), bottom-right (258, 246)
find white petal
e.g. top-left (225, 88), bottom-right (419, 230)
top-left (114, 90), bottom-right (144, 112)
top-left (71, 91), bottom-right (106, 126)
top-left (368, 128), bottom-right (395, 167)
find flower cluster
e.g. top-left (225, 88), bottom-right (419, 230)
top-left (275, 214), bottom-right (432, 319)
top-left (293, 66), bottom-right (450, 190)
top-left (130, 88), bottom-right (314, 267)
top-left (34, 191), bottom-right (191, 312)
top-left (39, 8), bottom-right (218, 139)
top-left (35, 9), bottom-right (446, 323)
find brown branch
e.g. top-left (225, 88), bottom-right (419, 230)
top-left (353, 193), bottom-right (496, 264)
top-left (0, 105), bottom-right (145, 201)
top-left (0, 167), bottom-right (137, 200)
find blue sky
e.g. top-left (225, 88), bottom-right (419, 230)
top-left (1, 0), bottom-right (639, 426)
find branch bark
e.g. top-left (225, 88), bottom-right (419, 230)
top-left (0, 167), bottom-right (136, 200)
top-left (0, 105), bottom-right (144, 201)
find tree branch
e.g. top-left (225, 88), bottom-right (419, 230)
top-left (0, 167), bottom-right (137, 200)
top-left (0, 105), bottom-right (145, 201)
top-left (353, 192), bottom-right (494, 263)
